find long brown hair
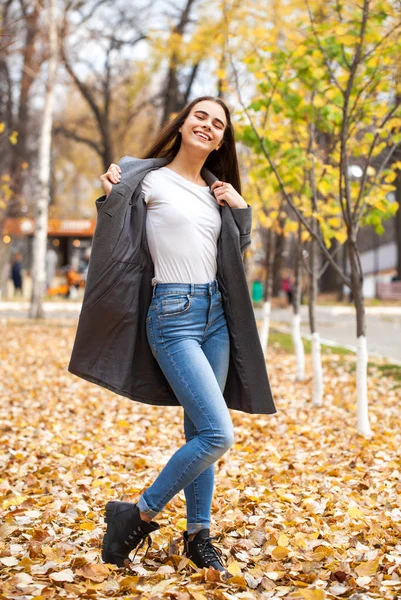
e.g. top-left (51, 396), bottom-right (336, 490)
top-left (141, 96), bottom-right (242, 195)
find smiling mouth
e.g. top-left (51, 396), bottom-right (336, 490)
top-left (193, 131), bottom-right (210, 141)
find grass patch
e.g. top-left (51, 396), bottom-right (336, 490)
top-left (376, 363), bottom-right (401, 382)
top-left (268, 327), bottom-right (401, 386)
top-left (268, 328), bottom-right (353, 357)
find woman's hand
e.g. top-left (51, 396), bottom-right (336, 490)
top-left (210, 180), bottom-right (248, 209)
top-left (100, 163), bottom-right (121, 197)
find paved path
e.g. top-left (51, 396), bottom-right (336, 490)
top-left (0, 301), bottom-right (82, 320)
top-left (254, 305), bottom-right (401, 363)
top-left (1, 301), bottom-right (400, 363)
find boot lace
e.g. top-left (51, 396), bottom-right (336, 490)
top-left (196, 536), bottom-right (224, 566)
top-left (124, 527), bottom-right (153, 560)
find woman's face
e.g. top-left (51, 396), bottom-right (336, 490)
top-left (179, 101), bottom-right (227, 155)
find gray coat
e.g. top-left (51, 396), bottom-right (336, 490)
top-left (68, 156), bottom-right (276, 415)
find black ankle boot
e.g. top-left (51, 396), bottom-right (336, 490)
top-left (183, 529), bottom-right (232, 578)
top-left (101, 501), bottom-right (160, 567)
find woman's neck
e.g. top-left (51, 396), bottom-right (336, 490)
top-left (166, 151), bottom-right (207, 186)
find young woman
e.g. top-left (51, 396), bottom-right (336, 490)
top-left (68, 96), bottom-right (276, 577)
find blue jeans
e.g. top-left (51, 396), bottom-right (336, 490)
top-left (137, 279), bottom-right (233, 534)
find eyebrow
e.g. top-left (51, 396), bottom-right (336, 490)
top-left (194, 110), bottom-right (226, 128)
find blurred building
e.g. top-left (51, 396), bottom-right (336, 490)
top-left (3, 217), bottom-right (95, 271)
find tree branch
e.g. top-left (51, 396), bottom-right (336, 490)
top-left (54, 125), bottom-right (101, 155)
top-left (353, 100), bottom-right (401, 222)
top-left (230, 51), bottom-right (352, 287)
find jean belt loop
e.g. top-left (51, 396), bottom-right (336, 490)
top-left (152, 283), bottom-right (157, 298)
top-left (190, 283), bottom-right (194, 296)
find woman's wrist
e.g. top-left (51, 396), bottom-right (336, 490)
top-left (230, 200), bottom-right (248, 209)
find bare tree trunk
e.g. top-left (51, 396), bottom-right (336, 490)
top-left (159, 0), bottom-right (197, 128)
top-left (348, 240), bottom-right (372, 437)
top-left (308, 227), bottom-right (323, 405)
top-left (9, 0), bottom-right (43, 215)
top-left (396, 169), bottom-right (401, 279)
top-left (260, 229), bottom-right (276, 356)
top-left (292, 226), bottom-right (305, 381)
top-left (29, 0), bottom-right (58, 319)
top-left (308, 98), bottom-right (324, 405)
top-left (272, 230), bottom-right (285, 296)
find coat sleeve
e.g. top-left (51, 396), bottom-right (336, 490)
top-left (95, 193), bottom-right (108, 214)
top-left (230, 204), bottom-right (252, 253)
top-left (94, 183), bottom-right (125, 215)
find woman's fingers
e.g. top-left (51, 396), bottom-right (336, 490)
top-left (99, 163), bottom-right (121, 195)
top-left (100, 164), bottom-right (121, 183)
top-left (99, 174), bottom-right (112, 195)
top-left (105, 163), bottom-right (121, 184)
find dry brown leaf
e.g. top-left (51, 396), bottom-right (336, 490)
top-left (1, 321), bottom-right (401, 599)
top-left (75, 562), bottom-right (109, 581)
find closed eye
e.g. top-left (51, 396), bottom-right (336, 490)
top-left (196, 115), bottom-right (223, 130)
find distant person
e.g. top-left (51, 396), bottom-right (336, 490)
top-left (46, 247), bottom-right (58, 290)
top-left (80, 247), bottom-right (92, 283)
top-left (10, 252), bottom-right (23, 297)
top-left (281, 274), bottom-right (293, 306)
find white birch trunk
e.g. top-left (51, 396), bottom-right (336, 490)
top-left (260, 300), bottom-right (271, 357)
top-left (29, 0), bottom-right (58, 319)
top-left (357, 335), bottom-right (372, 437)
top-left (292, 312), bottom-right (305, 381)
top-left (311, 332), bottom-right (323, 406)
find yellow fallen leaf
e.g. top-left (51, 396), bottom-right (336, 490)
top-left (175, 518), bottom-right (187, 531)
top-left (190, 592), bottom-right (208, 600)
top-left (355, 558), bottom-right (380, 576)
top-left (276, 489), bottom-right (295, 502)
top-left (91, 479), bottom-right (106, 487)
top-left (227, 560), bottom-right (242, 576)
top-left (271, 546), bottom-right (290, 559)
top-left (79, 521), bottom-right (95, 530)
top-left (119, 576), bottom-right (140, 589)
top-left (348, 506), bottom-right (364, 518)
top-left (225, 575), bottom-right (247, 588)
top-left (277, 533), bottom-right (289, 546)
top-left (2, 495), bottom-right (28, 509)
top-left (293, 533), bottom-right (307, 548)
top-left (310, 547), bottom-right (333, 560)
top-left (299, 590), bottom-right (326, 599)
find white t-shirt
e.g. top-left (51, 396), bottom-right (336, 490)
top-left (141, 166), bottom-right (222, 285)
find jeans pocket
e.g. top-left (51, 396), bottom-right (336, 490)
top-left (157, 294), bottom-right (192, 318)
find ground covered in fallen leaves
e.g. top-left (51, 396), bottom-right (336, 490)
top-left (1, 319), bottom-right (401, 599)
